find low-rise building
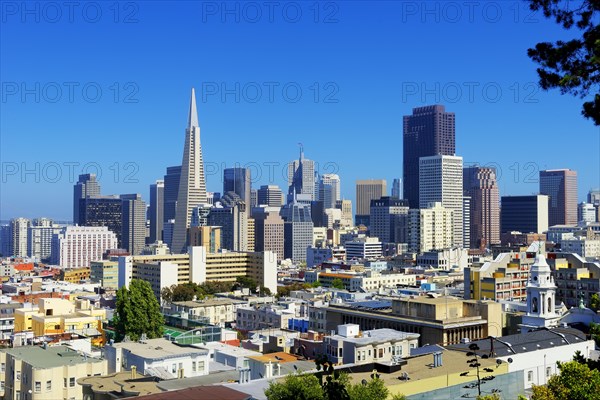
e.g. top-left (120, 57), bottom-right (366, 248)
top-left (549, 251), bottom-right (600, 308)
top-left (304, 270), bottom-right (417, 292)
top-left (236, 304), bottom-right (295, 331)
top-left (323, 324), bottom-right (419, 365)
top-left (105, 338), bottom-right (210, 379)
top-left (14, 298), bottom-right (106, 346)
top-left (0, 345), bottom-right (107, 400)
top-left (58, 267), bottom-right (91, 283)
top-left (560, 237), bottom-right (600, 259)
top-left (165, 298), bottom-right (246, 327)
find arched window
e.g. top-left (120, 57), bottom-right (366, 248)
top-left (532, 297), bottom-right (538, 313)
top-left (548, 297), bottom-right (552, 312)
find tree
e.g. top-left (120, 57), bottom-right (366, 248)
top-left (531, 360), bottom-right (600, 400)
top-left (527, 0), bottom-right (600, 125)
top-left (236, 276), bottom-right (258, 291)
top-left (591, 293), bottom-right (600, 311)
top-left (311, 280), bottom-right (322, 288)
top-left (591, 322), bottom-right (600, 347)
top-left (264, 374), bottom-right (325, 400)
top-left (346, 377), bottom-right (388, 400)
top-left (114, 279), bottom-right (164, 341)
top-left (331, 278), bottom-right (345, 290)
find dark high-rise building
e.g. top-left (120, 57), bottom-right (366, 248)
top-left (310, 201), bottom-right (325, 227)
top-left (355, 179), bottom-right (387, 227)
top-left (120, 194), bottom-right (147, 255)
top-left (163, 165), bottom-right (182, 223)
top-left (403, 105), bottom-right (455, 208)
top-left (463, 166), bottom-right (500, 249)
top-left (73, 174), bottom-right (101, 224)
top-left (501, 195), bottom-right (549, 234)
top-left (148, 180), bottom-right (164, 243)
top-left (540, 169), bottom-right (578, 226)
top-left (257, 185), bottom-right (284, 207)
top-left (223, 167), bottom-right (251, 208)
top-left (252, 206), bottom-right (285, 262)
top-left (369, 197), bottom-right (409, 244)
top-left (208, 192), bottom-right (248, 251)
top-left (79, 196), bottom-right (123, 246)
top-left (391, 178), bottom-right (402, 199)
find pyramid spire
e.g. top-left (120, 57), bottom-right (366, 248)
top-left (188, 88), bottom-right (199, 128)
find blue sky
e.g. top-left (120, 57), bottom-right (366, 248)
top-left (1, 1), bottom-right (599, 221)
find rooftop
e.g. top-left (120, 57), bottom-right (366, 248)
top-left (200, 342), bottom-right (262, 358)
top-left (78, 371), bottom-right (161, 397)
top-left (328, 328), bottom-right (420, 345)
top-left (110, 338), bottom-right (208, 359)
top-left (137, 385), bottom-right (252, 400)
top-left (172, 298), bottom-right (246, 308)
top-left (3, 345), bottom-right (104, 369)
top-left (447, 327), bottom-right (589, 356)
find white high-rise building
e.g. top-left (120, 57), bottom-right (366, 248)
top-left (287, 146), bottom-right (316, 202)
top-left (578, 202), bottom-right (597, 224)
top-left (10, 218), bottom-right (30, 257)
top-left (172, 89), bottom-right (208, 254)
top-left (51, 226), bottom-right (118, 268)
top-left (408, 202), bottom-right (454, 253)
top-left (318, 174), bottom-right (341, 209)
top-left (419, 155), bottom-right (464, 248)
top-left (27, 218), bottom-right (63, 262)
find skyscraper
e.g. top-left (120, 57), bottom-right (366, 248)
top-left (588, 189), bottom-right (600, 206)
top-left (148, 180), bottom-right (164, 244)
top-left (317, 174), bottom-right (341, 209)
top-left (391, 178), bottom-right (402, 199)
top-left (223, 167), bottom-right (251, 207)
top-left (355, 179), bottom-right (387, 227)
top-left (79, 196), bottom-right (123, 247)
top-left (284, 200), bottom-right (313, 263)
top-left (52, 226), bottom-right (118, 268)
top-left (120, 194), bottom-right (147, 255)
top-left (27, 218), bottom-right (62, 262)
top-left (403, 105), bottom-right (456, 208)
top-left (419, 155), bottom-right (463, 248)
top-left (73, 174), bottom-right (101, 224)
top-left (257, 185), bottom-right (284, 207)
top-left (208, 192), bottom-right (248, 252)
top-left (163, 166), bottom-right (182, 223)
top-left (172, 88), bottom-right (208, 254)
top-left (287, 145), bottom-right (316, 203)
top-left (10, 218), bottom-right (30, 257)
top-left (369, 197), bottom-right (409, 244)
top-left (501, 195), bottom-right (549, 234)
top-left (408, 202), bottom-right (453, 253)
top-left (540, 169), bottom-right (578, 226)
top-left (252, 206), bottom-right (285, 261)
top-left (463, 166), bottom-right (500, 249)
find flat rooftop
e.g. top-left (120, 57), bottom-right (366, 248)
top-left (200, 342), bottom-right (262, 358)
top-left (172, 298), bottom-right (246, 308)
top-left (110, 338), bottom-right (208, 359)
top-left (3, 345), bottom-right (103, 369)
top-left (330, 328), bottom-right (420, 345)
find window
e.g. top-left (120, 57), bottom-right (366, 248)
top-left (528, 370), bottom-right (534, 382)
top-left (172, 364), bottom-right (176, 373)
top-left (69, 377), bottom-right (75, 387)
top-left (546, 367), bottom-right (552, 378)
top-left (192, 361), bottom-right (196, 372)
top-left (16, 371), bottom-right (20, 380)
top-left (16, 390), bottom-right (20, 400)
top-left (198, 361), bottom-right (205, 372)
top-left (0, 381), bottom-right (4, 391)
top-left (35, 381), bottom-right (41, 392)
top-left (46, 380), bottom-right (52, 390)
top-left (64, 378), bottom-right (67, 388)
top-left (0, 363), bottom-right (4, 372)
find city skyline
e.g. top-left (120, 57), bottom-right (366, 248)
top-left (2, 2), bottom-right (599, 220)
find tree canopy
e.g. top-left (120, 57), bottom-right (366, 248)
top-left (114, 279), bottom-right (164, 341)
top-left (527, 0), bottom-right (600, 125)
top-left (531, 360), bottom-right (600, 400)
top-left (331, 278), bottom-right (345, 290)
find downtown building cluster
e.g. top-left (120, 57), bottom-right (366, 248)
top-left (1, 93), bottom-right (600, 400)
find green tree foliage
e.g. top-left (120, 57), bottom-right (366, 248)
top-left (277, 282), bottom-right (311, 298)
top-left (114, 279), bottom-right (164, 341)
top-left (531, 360), bottom-right (600, 400)
top-left (331, 278), bottom-right (345, 290)
top-left (591, 322), bottom-right (600, 347)
top-left (236, 276), bottom-right (258, 290)
top-left (264, 374), bottom-right (325, 400)
top-left (591, 293), bottom-right (600, 311)
top-left (311, 280), bottom-right (322, 288)
top-left (527, 0), bottom-right (600, 125)
top-left (265, 354), bottom-right (407, 400)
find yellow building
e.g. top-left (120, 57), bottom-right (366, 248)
top-left (189, 226), bottom-right (222, 253)
top-left (464, 250), bottom-right (537, 301)
top-left (0, 345), bottom-right (107, 400)
top-left (59, 267), bottom-right (91, 283)
top-left (14, 298), bottom-right (106, 346)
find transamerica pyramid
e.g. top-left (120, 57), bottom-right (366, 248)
top-left (171, 88), bottom-right (207, 254)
